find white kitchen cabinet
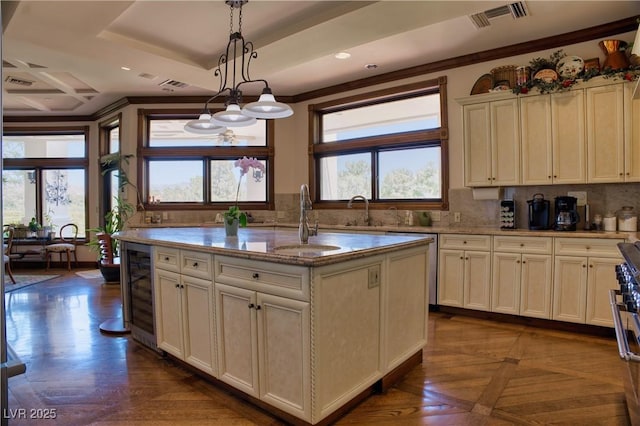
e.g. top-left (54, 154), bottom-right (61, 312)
top-left (438, 234), bottom-right (491, 311)
top-left (551, 90), bottom-right (587, 184)
top-left (463, 99), bottom-right (520, 187)
top-left (520, 94), bottom-right (553, 185)
top-left (154, 247), bottom-right (217, 376)
top-left (492, 236), bottom-right (552, 318)
top-left (215, 256), bottom-right (311, 420)
top-left (624, 82), bottom-right (640, 182)
top-left (586, 84), bottom-right (625, 183)
top-left (553, 238), bottom-right (622, 326)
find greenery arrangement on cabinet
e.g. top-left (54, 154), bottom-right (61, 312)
top-left (512, 49), bottom-right (640, 95)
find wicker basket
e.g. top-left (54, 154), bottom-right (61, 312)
top-left (490, 65), bottom-right (517, 88)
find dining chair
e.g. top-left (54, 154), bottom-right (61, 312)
top-left (4, 226), bottom-right (16, 284)
top-left (45, 223), bottom-right (78, 271)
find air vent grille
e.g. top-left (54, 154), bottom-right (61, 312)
top-left (469, 1), bottom-right (528, 29)
top-left (159, 79), bottom-right (189, 89)
top-left (4, 76), bottom-right (34, 86)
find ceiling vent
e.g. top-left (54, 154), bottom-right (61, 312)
top-left (469, 1), bottom-right (528, 29)
top-left (159, 79), bottom-right (189, 89)
top-left (4, 76), bottom-right (35, 86)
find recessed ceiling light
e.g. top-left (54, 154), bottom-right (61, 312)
top-left (334, 52), bottom-right (351, 60)
top-left (121, 66), bottom-right (131, 71)
top-left (365, 64), bottom-right (378, 70)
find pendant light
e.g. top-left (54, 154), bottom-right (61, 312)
top-left (184, 0), bottom-right (293, 134)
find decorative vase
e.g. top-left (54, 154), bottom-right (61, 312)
top-left (224, 218), bottom-right (239, 237)
top-left (598, 39), bottom-right (630, 70)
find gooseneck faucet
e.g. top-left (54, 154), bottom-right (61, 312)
top-left (299, 184), bottom-right (318, 244)
top-left (348, 195), bottom-right (370, 226)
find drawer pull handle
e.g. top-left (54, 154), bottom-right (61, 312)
top-left (520, 243), bottom-right (524, 247)
top-left (463, 241), bottom-right (467, 244)
top-left (248, 303), bottom-right (255, 309)
top-left (192, 262), bottom-right (198, 268)
top-left (256, 305), bottom-right (262, 310)
top-left (586, 246), bottom-right (590, 250)
top-left (164, 256), bottom-right (170, 261)
top-left (252, 273), bottom-right (259, 279)
top-left (175, 284), bottom-right (180, 288)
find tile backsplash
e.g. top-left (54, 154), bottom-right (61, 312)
top-left (128, 182), bottom-right (640, 231)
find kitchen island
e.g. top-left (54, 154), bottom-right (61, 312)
top-left (114, 227), bottom-right (432, 425)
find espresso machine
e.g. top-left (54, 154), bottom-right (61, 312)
top-left (554, 196), bottom-right (580, 231)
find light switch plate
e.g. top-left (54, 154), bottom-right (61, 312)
top-left (567, 191), bottom-right (587, 206)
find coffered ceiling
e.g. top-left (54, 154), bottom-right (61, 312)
top-left (2, 1), bottom-right (639, 117)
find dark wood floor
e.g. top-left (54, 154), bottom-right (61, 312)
top-left (5, 271), bottom-right (632, 425)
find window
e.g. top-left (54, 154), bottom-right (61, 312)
top-left (310, 78), bottom-right (448, 209)
top-left (99, 116), bottom-right (121, 219)
top-left (138, 110), bottom-right (274, 210)
top-left (2, 128), bottom-right (89, 238)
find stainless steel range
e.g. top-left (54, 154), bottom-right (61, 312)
top-left (611, 241), bottom-right (640, 425)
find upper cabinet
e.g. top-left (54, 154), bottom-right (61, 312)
top-left (458, 78), bottom-right (636, 188)
top-left (463, 99), bottom-right (520, 187)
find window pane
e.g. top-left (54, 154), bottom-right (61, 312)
top-left (378, 147), bottom-right (441, 199)
top-left (148, 161), bottom-right (203, 202)
top-left (3, 134), bottom-right (85, 158)
top-left (149, 119), bottom-right (267, 147)
top-left (322, 94), bottom-right (440, 143)
top-left (211, 160), bottom-right (267, 202)
top-left (319, 153), bottom-right (371, 200)
top-left (109, 127), bottom-right (119, 153)
top-left (42, 169), bottom-right (86, 237)
top-left (2, 169), bottom-right (35, 225)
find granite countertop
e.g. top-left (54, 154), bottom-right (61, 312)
top-left (114, 227), bottom-right (433, 267)
top-left (128, 221), bottom-right (639, 240)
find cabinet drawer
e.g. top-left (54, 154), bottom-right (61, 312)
top-left (554, 237), bottom-right (623, 257)
top-left (440, 234), bottom-right (491, 251)
top-left (154, 246), bottom-right (180, 272)
top-left (493, 236), bottom-right (552, 254)
top-left (215, 255), bottom-right (309, 301)
top-left (181, 250), bottom-right (213, 280)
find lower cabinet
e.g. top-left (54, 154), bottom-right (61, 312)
top-left (552, 238), bottom-right (623, 326)
top-left (154, 249), bottom-right (217, 376)
top-left (438, 234), bottom-right (491, 311)
top-left (492, 236), bottom-right (553, 318)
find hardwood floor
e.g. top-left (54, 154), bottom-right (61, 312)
top-left (5, 272), bottom-right (631, 425)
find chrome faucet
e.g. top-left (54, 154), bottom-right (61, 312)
top-left (299, 184), bottom-right (318, 244)
top-left (348, 195), bottom-right (370, 226)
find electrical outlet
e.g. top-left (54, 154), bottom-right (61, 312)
top-left (453, 212), bottom-right (461, 223)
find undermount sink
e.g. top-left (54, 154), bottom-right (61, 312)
top-left (273, 243), bottom-right (341, 254)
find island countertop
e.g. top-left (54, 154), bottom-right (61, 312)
top-left (114, 227), bottom-right (432, 266)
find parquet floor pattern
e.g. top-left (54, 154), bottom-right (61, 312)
top-left (5, 272), bottom-right (631, 425)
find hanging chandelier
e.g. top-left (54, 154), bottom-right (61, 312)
top-left (184, 0), bottom-right (293, 134)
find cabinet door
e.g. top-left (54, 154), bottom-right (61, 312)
top-left (552, 90), bottom-right (586, 184)
top-left (587, 84), bottom-right (625, 183)
top-left (464, 250), bottom-right (492, 311)
top-left (463, 103), bottom-right (492, 186)
top-left (154, 269), bottom-right (184, 358)
top-left (553, 256), bottom-right (587, 323)
top-left (438, 249), bottom-right (464, 307)
top-left (257, 293), bottom-right (311, 420)
top-left (521, 95), bottom-right (553, 184)
top-left (520, 254), bottom-right (553, 319)
top-left (586, 257), bottom-right (621, 327)
top-left (624, 83), bottom-right (640, 181)
top-left (491, 99), bottom-right (520, 186)
top-left (182, 275), bottom-right (216, 376)
top-left (215, 283), bottom-right (259, 397)
top-left (491, 252), bottom-right (521, 315)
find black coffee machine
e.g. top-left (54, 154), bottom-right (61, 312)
top-left (527, 193), bottom-right (550, 230)
top-left (554, 196), bottom-right (580, 231)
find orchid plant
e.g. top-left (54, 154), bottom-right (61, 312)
top-left (224, 157), bottom-right (266, 227)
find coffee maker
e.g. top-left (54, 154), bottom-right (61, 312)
top-left (527, 193), bottom-right (550, 230)
top-left (554, 196), bottom-right (580, 231)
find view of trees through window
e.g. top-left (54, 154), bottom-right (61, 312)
top-left (2, 132), bottom-right (87, 237)
top-left (141, 114), bottom-right (271, 208)
top-left (312, 79), bottom-right (447, 207)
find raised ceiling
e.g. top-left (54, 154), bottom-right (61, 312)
top-left (2, 1), bottom-right (639, 117)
